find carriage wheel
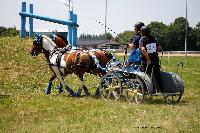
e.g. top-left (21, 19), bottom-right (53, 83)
top-left (172, 90), bottom-right (184, 103)
top-left (164, 89), bottom-right (184, 103)
top-left (125, 78), bottom-right (145, 104)
top-left (100, 72), bottom-right (122, 100)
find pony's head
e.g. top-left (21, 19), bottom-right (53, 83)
top-left (104, 51), bottom-right (113, 61)
top-left (94, 50), bottom-right (113, 67)
top-left (99, 51), bottom-right (123, 71)
top-left (31, 34), bottom-right (58, 56)
top-left (30, 34), bottom-right (43, 56)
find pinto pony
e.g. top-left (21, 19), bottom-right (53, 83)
top-left (30, 35), bottom-right (113, 96)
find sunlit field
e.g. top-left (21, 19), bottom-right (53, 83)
top-left (0, 37), bottom-right (200, 132)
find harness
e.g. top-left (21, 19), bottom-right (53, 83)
top-left (49, 47), bottom-right (70, 68)
top-left (49, 47), bottom-right (107, 75)
top-left (89, 51), bottom-right (107, 74)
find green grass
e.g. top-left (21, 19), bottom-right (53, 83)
top-left (0, 36), bottom-right (200, 132)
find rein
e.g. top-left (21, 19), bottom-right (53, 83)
top-left (71, 52), bottom-right (81, 68)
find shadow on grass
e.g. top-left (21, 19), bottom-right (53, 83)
top-left (39, 90), bottom-right (188, 106)
top-left (0, 94), bottom-right (12, 105)
top-left (143, 97), bottom-right (187, 106)
top-left (0, 94), bottom-right (10, 98)
top-left (89, 94), bottom-right (188, 106)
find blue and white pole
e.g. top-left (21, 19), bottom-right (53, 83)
top-left (68, 11), bottom-right (77, 48)
top-left (29, 4), bottom-right (33, 38)
top-left (20, 2), bottom-right (26, 38)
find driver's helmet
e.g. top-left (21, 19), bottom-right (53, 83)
top-left (140, 26), bottom-right (151, 35)
top-left (134, 22), bottom-right (145, 29)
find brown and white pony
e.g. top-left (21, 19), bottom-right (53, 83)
top-left (30, 34), bottom-right (113, 96)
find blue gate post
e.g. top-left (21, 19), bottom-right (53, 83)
top-left (19, 2), bottom-right (78, 47)
top-left (68, 11), bottom-right (77, 49)
top-left (72, 13), bottom-right (77, 48)
top-left (20, 2), bottom-right (26, 38)
top-left (68, 11), bottom-right (73, 47)
top-left (29, 4), bottom-right (33, 37)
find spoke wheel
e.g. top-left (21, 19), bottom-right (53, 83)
top-left (100, 72), bottom-right (122, 100)
top-left (164, 89), bottom-right (184, 103)
top-left (125, 78), bottom-right (144, 104)
top-left (170, 90), bottom-right (184, 103)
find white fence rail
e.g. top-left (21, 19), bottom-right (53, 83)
top-left (158, 51), bottom-right (200, 56)
top-left (115, 50), bottom-right (200, 56)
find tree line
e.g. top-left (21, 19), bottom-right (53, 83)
top-left (80, 17), bottom-right (200, 51)
top-left (0, 26), bottom-right (18, 37)
top-left (1, 17), bottom-right (199, 51)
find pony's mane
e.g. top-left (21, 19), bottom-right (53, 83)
top-left (42, 35), bottom-right (57, 47)
top-left (56, 33), bottom-right (68, 44)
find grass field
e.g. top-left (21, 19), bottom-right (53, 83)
top-left (0, 36), bottom-right (200, 132)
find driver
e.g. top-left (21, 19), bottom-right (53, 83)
top-left (139, 26), bottom-right (163, 93)
top-left (127, 22), bottom-right (145, 66)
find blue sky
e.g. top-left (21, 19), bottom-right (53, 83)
top-left (0, 0), bottom-right (200, 37)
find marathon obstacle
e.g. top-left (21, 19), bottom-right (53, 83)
top-left (19, 2), bottom-right (78, 48)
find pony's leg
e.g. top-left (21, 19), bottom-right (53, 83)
top-left (45, 74), bottom-right (56, 95)
top-left (83, 85), bottom-right (90, 96)
top-left (51, 66), bottom-right (75, 96)
top-left (80, 80), bottom-right (91, 96)
top-left (57, 82), bottom-right (63, 94)
top-left (46, 81), bottom-right (52, 95)
top-left (73, 80), bottom-right (83, 97)
top-left (94, 87), bottom-right (100, 97)
top-left (75, 84), bottom-right (90, 97)
top-left (94, 74), bottom-right (102, 97)
top-left (49, 67), bottom-right (64, 94)
top-left (74, 77), bottom-right (90, 97)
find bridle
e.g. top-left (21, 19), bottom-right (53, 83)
top-left (31, 35), bottom-right (44, 56)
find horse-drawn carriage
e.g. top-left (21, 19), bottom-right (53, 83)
top-left (99, 57), bottom-right (184, 104)
top-left (30, 34), bottom-right (184, 104)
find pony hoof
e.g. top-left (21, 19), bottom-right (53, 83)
top-left (94, 91), bottom-right (100, 97)
top-left (72, 92), bottom-right (81, 97)
top-left (94, 91), bottom-right (100, 98)
top-left (58, 89), bottom-right (64, 94)
top-left (44, 89), bottom-right (51, 95)
top-left (85, 93), bottom-right (91, 96)
top-left (45, 91), bottom-right (51, 95)
top-left (94, 94), bottom-right (100, 98)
